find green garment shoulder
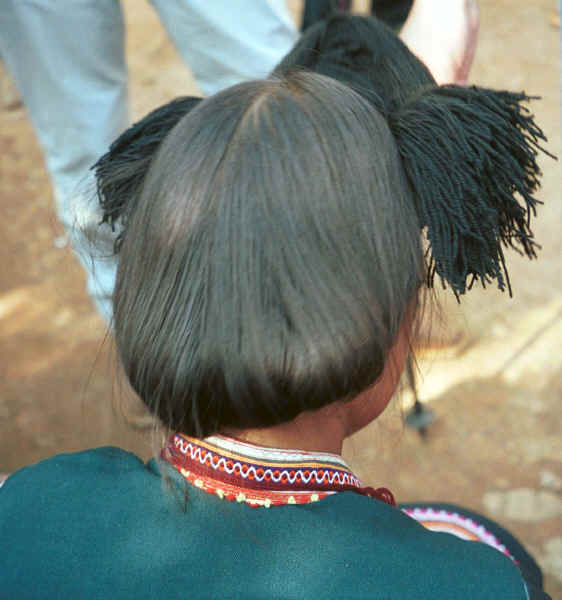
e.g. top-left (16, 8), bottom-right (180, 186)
top-left (0, 447), bottom-right (528, 599)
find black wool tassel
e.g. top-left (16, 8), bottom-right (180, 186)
top-left (92, 96), bottom-right (201, 253)
top-left (388, 85), bottom-right (555, 297)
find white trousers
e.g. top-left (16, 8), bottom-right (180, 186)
top-left (0, 0), bottom-right (297, 322)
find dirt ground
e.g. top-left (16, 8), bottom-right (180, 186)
top-left (1, 0), bottom-right (561, 595)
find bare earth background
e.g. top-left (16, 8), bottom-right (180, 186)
top-left (1, 0), bottom-right (560, 595)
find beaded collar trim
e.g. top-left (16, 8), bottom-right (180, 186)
top-left (161, 433), bottom-right (395, 508)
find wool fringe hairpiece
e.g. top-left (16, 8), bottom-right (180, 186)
top-left (92, 96), bottom-right (201, 252)
top-left (91, 65), bottom-right (553, 299)
top-left (388, 85), bottom-right (555, 297)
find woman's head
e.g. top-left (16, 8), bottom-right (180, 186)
top-left (113, 71), bottom-right (423, 437)
top-left (95, 15), bottom-right (547, 439)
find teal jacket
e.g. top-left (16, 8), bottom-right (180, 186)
top-left (0, 447), bottom-right (541, 599)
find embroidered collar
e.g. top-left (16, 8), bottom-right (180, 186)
top-left (161, 433), bottom-right (395, 508)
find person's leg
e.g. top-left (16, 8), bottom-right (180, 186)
top-left (0, 0), bottom-right (128, 321)
top-left (301, 0), bottom-right (351, 32)
top-left (371, 0), bottom-right (413, 30)
top-left (149, 0), bottom-right (298, 96)
top-left (399, 0), bottom-right (480, 85)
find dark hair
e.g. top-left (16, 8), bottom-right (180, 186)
top-left (95, 14), bottom-right (549, 437)
top-left (113, 72), bottom-right (423, 436)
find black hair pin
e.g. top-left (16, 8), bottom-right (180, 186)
top-left (404, 355), bottom-right (435, 438)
